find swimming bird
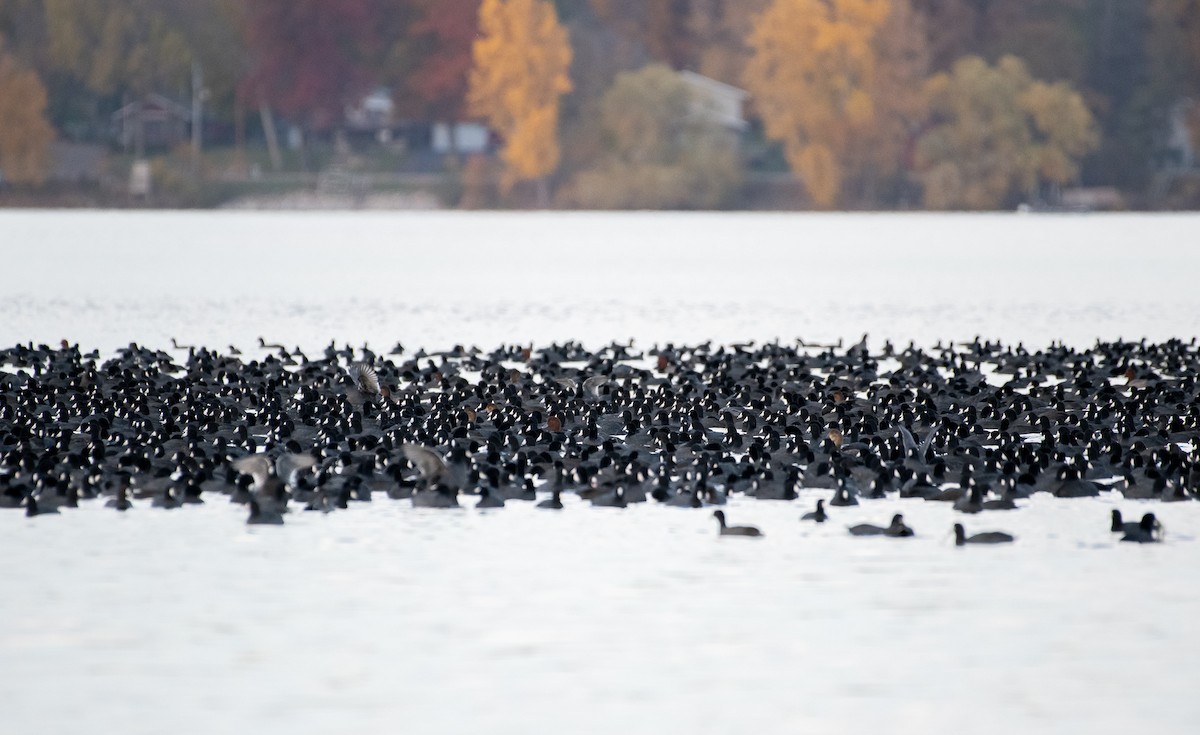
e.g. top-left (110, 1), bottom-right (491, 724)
top-left (536, 488), bottom-right (563, 509)
top-left (105, 477), bottom-right (132, 511)
top-left (1120, 513), bottom-right (1163, 543)
top-left (232, 453), bottom-right (316, 501)
top-left (151, 485), bottom-right (182, 509)
top-left (476, 487), bottom-right (504, 509)
top-left (411, 483), bottom-right (460, 508)
top-left (1110, 509), bottom-right (1142, 535)
top-left (848, 513), bottom-right (914, 537)
top-left (24, 495), bottom-right (60, 517)
top-left (800, 498), bottom-right (827, 523)
top-left (713, 509), bottom-right (762, 537)
top-left (590, 486), bottom-right (628, 508)
top-left (347, 362), bottom-right (381, 404)
top-left (246, 497), bottom-right (284, 525)
top-left (828, 481), bottom-right (859, 507)
top-left (402, 444), bottom-right (449, 488)
top-left (953, 523), bottom-right (1014, 545)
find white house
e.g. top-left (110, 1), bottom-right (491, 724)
top-left (1165, 98), bottom-right (1196, 169)
top-left (679, 70), bottom-right (748, 134)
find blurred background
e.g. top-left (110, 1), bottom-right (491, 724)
top-left (0, 0), bottom-right (1198, 211)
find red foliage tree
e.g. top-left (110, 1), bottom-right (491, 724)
top-left (241, 0), bottom-right (384, 130)
top-left (402, 0), bottom-right (480, 121)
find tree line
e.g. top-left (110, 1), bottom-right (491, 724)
top-left (0, 0), bottom-right (1197, 209)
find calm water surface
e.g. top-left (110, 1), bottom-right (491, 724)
top-left (2, 211), bottom-right (1199, 734)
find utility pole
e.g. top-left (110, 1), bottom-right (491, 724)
top-left (191, 61), bottom-right (205, 174)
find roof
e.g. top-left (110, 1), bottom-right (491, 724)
top-left (678, 70), bottom-right (748, 101)
top-left (111, 94), bottom-right (191, 122)
top-left (678, 70), bottom-right (748, 132)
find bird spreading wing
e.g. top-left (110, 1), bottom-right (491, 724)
top-left (349, 362), bottom-right (381, 396)
top-left (402, 443), bottom-right (447, 482)
top-left (232, 455), bottom-right (272, 488)
top-left (233, 453), bottom-right (316, 489)
top-left (583, 375), bottom-right (610, 399)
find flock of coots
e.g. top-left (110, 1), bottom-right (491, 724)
top-left (2, 335), bottom-right (1194, 545)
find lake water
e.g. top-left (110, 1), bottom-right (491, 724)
top-left (2, 211), bottom-right (1200, 735)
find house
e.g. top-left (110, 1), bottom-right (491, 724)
top-left (345, 87), bottom-right (397, 143)
top-left (679, 70), bottom-right (748, 137)
top-left (1164, 98), bottom-right (1196, 169)
top-left (111, 94), bottom-right (191, 152)
top-left (431, 122), bottom-right (491, 155)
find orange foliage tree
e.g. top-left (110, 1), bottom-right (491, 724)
top-left (743, 0), bottom-right (893, 207)
top-left (467, 0), bottom-right (572, 197)
top-left (0, 41), bottom-right (54, 185)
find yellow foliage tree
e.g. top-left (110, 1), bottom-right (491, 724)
top-left (848, 0), bottom-right (930, 201)
top-left (743, 0), bottom-right (892, 207)
top-left (0, 42), bottom-right (54, 185)
top-left (467, 0), bottom-right (572, 197)
top-left (917, 55), bottom-right (1098, 209)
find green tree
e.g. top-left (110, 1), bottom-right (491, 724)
top-left (917, 55), bottom-right (1098, 209)
top-left (569, 63), bottom-right (741, 208)
top-left (0, 40), bottom-right (55, 184)
top-left (43, 0), bottom-right (191, 97)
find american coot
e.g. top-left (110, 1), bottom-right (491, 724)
top-left (1120, 513), bottom-right (1163, 543)
top-left (232, 453), bottom-right (316, 498)
top-left (800, 499), bottom-right (827, 523)
top-left (848, 513), bottom-right (913, 537)
top-left (24, 495), bottom-right (60, 517)
top-left (246, 497), bottom-right (284, 525)
top-left (1110, 509), bottom-right (1142, 534)
top-left (953, 523), bottom-right (1014, 545)
top-left (348, 362), bottom-right (381, 400)
top-left (105, 480), bottom-right (132, 511)
top-left (713, 510), bottom-right (762, 537)
top-left (412, 484), bottom-right (460, 509)
top-left (828, 482), bottom-right (858, 507)
top-left (536, 488), bottom-right (563, 509)
top-left (402, 444), bottom-right (448, 487)
top-left (476, 487), bottom-right (504, 509)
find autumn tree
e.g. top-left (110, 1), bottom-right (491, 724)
top-left (846, 0), bottom-right (930, 203)
top-left (167, 0), bottom-right (250, 114)
top-left (687, 0), bottom-right (771, 86)
top-left (917, 55), bottom-right (1098, 209)
top-left (1149, 0), bottom-right (1200, 160)
top-left (0, 40), bottom-right (55, 184)
top-left (0, 1), bottom-right (47, 65)
top-left (468, 0), bottom-right (573, 199)
top-left (399, 0), bottom-right (480, 123)
top-left (908, 0), bottom-right (982, 72)
top-left (589, 0), bottom-right (692, 68)
top-left (742, 0), bottom-right (892, 207)
top-left (241, 0), bottom-right (387, 131)
top-left (979, 1), bottom-right (1088, 86)
top-left (569, 63), bottom-right (741, 208)
top-left (43, 0), bottom-right (191, 97)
